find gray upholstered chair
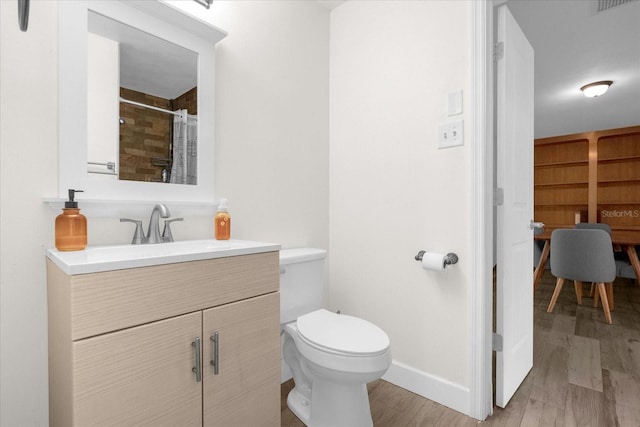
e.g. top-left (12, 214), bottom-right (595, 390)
top-left (546, 229), bottom-right (616, 324)
top-left (574, 223), bottom-right (614, 297)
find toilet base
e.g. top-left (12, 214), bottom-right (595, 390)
top-left (287, 377), bottom-right (373, 427)
top-left (287, 386), bottom-right (311, 425)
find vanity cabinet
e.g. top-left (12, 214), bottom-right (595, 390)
top-left (47, 252), bottom-right (280, 427)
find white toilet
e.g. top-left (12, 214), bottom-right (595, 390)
top-left (280, 248), bottom-right (391, 427)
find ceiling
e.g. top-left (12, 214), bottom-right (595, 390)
top-left (507, 0), bottom-right (640, 138)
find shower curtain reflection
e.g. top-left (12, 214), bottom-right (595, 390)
top-left (170, 110), bottom-right (197, 185)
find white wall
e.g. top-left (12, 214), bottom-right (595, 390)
top-left (1, 1), bottom-right (57, 425)
top-left (167, 0), bottom-right (330, 248)
top-left (209, 0), bottom-right (330, 248)
top-left (0, 1), bottom-right (329, 425)
top-left (329, 0), bottom-right (474, 411)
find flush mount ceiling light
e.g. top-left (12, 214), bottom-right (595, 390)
top-left (580, 80), bottom-right (613, 97)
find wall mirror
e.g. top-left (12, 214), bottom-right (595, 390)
top-left (88, 10), bottom-right (199, 185)
top-left (58, 0), bottom-right (226, 204)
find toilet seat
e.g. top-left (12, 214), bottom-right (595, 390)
top-left (296, 309), bottom-right (390, 357)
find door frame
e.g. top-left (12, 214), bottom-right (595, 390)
top-left (469, 0), bottom-right (498, 420)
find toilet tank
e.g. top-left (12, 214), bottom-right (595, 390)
top-left (279, 248), bottom-right (327, 324)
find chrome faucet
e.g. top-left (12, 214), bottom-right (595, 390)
top-left (120, 204), bottom-right (183, 244)
top-left (146, 204), bottom-right (171, 244)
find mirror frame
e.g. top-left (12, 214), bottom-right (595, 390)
top-left (58, 0), bottom-right (226, 204)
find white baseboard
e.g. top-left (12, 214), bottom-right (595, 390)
top-left (382, 360), bottom-right (472, 418)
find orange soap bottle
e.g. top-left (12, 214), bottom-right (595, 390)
top-left (55, 189), bottom-right (87, 251)
top-left (215, 198), bottom-right (231, 240)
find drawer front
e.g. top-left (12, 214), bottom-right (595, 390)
top-left (69, 252), bottom-right (278, 340)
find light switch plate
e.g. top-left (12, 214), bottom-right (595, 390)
top-left (447, 90), bottom-right (463, 116)
top-left (438, 119), bottom-right (464, 149)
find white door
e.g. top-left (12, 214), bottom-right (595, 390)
top-left (495, 4), bottom-right (535, 408)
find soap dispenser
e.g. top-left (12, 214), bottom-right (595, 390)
top-left (214, 198), bottom-right (231, 240)
top-left (55, 189), bottom-right (87, 251)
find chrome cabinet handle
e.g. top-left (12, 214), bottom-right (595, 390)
top-left (192, 337), bottom-right (202, 382)
top-left (210, 332), bottom-right (219, 375)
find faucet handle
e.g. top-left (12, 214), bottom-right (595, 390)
top-left (120, 218), bottom-right (144, 245)
top-left (162, 218), bottom-right (184, 242)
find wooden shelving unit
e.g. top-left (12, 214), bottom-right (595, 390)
top-left (534, 135), bottom-right (589, 230)
top-left (534, 126), bottom-right (640, 232)
top-left (596, 129), bottom-right (640, 231)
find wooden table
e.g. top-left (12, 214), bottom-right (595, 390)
top-left (533, 229), bottom-right (640, 292)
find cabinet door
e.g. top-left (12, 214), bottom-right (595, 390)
top-left (73, 311), bottom-right (203, 426)
top-left (203, 292), bottom-right (280, 427)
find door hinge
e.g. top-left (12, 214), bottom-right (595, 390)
top-left (493, 188), bottom-right (504, 206)
top-left (492, 333), bottom-right (503, 352)
top-left (493, 41), bottom-right (504, 62)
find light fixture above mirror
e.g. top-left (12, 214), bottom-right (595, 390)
top-left (580, 80), bottom-right (613, 98)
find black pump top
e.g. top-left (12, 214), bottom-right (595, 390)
top-left (65, 189), bottom-right (84, 208)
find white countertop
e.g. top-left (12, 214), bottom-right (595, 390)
top-left (47, 239), bottom-right (281, 275)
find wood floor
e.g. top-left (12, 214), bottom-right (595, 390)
top-left (281, 271), bottom-right (640, 426)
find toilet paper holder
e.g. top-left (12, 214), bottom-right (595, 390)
top-left (414, 250), bottom-right (459, 266)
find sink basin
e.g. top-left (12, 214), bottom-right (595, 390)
top-left (47, 239), bottom-right (280, 275)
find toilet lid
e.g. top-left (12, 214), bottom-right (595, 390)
top-left (296, 309), bottom-right (390, 356)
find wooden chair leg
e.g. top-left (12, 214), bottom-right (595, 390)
top-left (589, 282), bottom-right (595, 297)
top-left (596, 282), bottom-right (612, 324)
top-left (606, 282), bottom-right (614, 311)
top-left (547, 277), bottom-right (565, 313)
top-left (594, 282), bottom-right (615, 311)
top-left (574, 280), bottom-right (583, 305)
